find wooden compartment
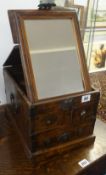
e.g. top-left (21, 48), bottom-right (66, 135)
top-left (31, 127), bottom-right (77, 152)
top-left (72, 103), bottom-right (97, 125)
top-left (4, 66), bottom-right (99, 158)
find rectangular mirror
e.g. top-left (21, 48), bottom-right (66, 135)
top-left (9, 10), bottom-right (91, 101)
top-left (24, 19), bottom-right (84, 99)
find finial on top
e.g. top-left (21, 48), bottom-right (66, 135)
top-left (38, 0), bottom-right (56, 10)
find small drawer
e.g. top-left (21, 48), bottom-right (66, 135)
top-left (31, 128), bottom-right (76, 152)
top-left (72, 104), bottom-right (97, 125)
top-left (31, 111), bottom-right (65, 133)
top-left (31, 107), bottom-right (73, 133)
top-left (78, 123), bottom-right (95, 138)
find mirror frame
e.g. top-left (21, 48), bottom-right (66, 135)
top-left (8, 10), bottom-right (91, 102)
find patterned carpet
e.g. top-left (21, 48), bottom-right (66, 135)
top-left (90, 71), bottom-right (106, 122)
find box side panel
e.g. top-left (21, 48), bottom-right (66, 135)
top-left (3, 67), bottom-right (100, 158)
top-left (3, 69), bottom-right (32, 157)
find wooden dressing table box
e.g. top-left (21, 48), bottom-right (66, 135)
top-left (3, 10), bottom-right (99, 159)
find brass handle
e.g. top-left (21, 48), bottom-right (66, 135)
top-left (60, 98), bottom-right (73, 110)
top-left (57, 133), bottom-right (70, 143)
top-left (10, 93), bottom-right (15, 105)
top-left (80, 110), bottom-right (86, 116)
top-left (44, 138), bottom-right (52, 147)
top-left (10, 93), bottom-right (20, 113)
top-left (45, 115), bottom-right (57, 125)
top-left (46, 119), bottom-right (52, 125)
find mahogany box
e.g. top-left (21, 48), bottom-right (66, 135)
top-left (3, 9), bottom-right (100, 159)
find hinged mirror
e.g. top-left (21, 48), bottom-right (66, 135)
top-left (8, 10), bottom-right (91, 102)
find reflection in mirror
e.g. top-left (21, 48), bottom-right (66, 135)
top-left (24, 19), bottom-right (84, 99)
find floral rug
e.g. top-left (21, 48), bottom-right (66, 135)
top-left (90, 71), bottom-right (106, 122)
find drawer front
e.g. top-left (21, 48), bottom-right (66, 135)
top-left (72, 103), bottom-right (97, 125)
top-left (31, 99), bottom-right (73, 133)
top-left (33, 91), bottom-right (99, 115)
top-left (31, 111), bottom-right (66, 133)
top-left (31, 128), bottom-right (77, 152)
top-left (31, 110), bottom-right (73, 133)
top-left (31, 101), bottom-right (98, 133)
top-left (78, 122), bottom-right (95, 137)
top-left (31, 121), bottom-right (95, 152)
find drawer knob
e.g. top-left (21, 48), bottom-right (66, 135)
top-left (57, 133), bottom-right (70, 143)
top-left (45, 116), bottom-right (57, 125)
top-left (44, 138), bottom-right (52, 147)
top-left (79, 128), bottom-right (83, 135)
top-left (60, 98), bottom-right (73, 110)
top-left (10, 93), bottom-right (20, 113)
top-left (46, 119), bottom-right (52, 125)
top-left (81, 110), bottom-right (86, 116)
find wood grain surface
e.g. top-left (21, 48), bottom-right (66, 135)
top-left (0, 105), bottom-right (106, 175)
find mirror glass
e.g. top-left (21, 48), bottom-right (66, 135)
top-left (24, 19), bottom-right (84, 99)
